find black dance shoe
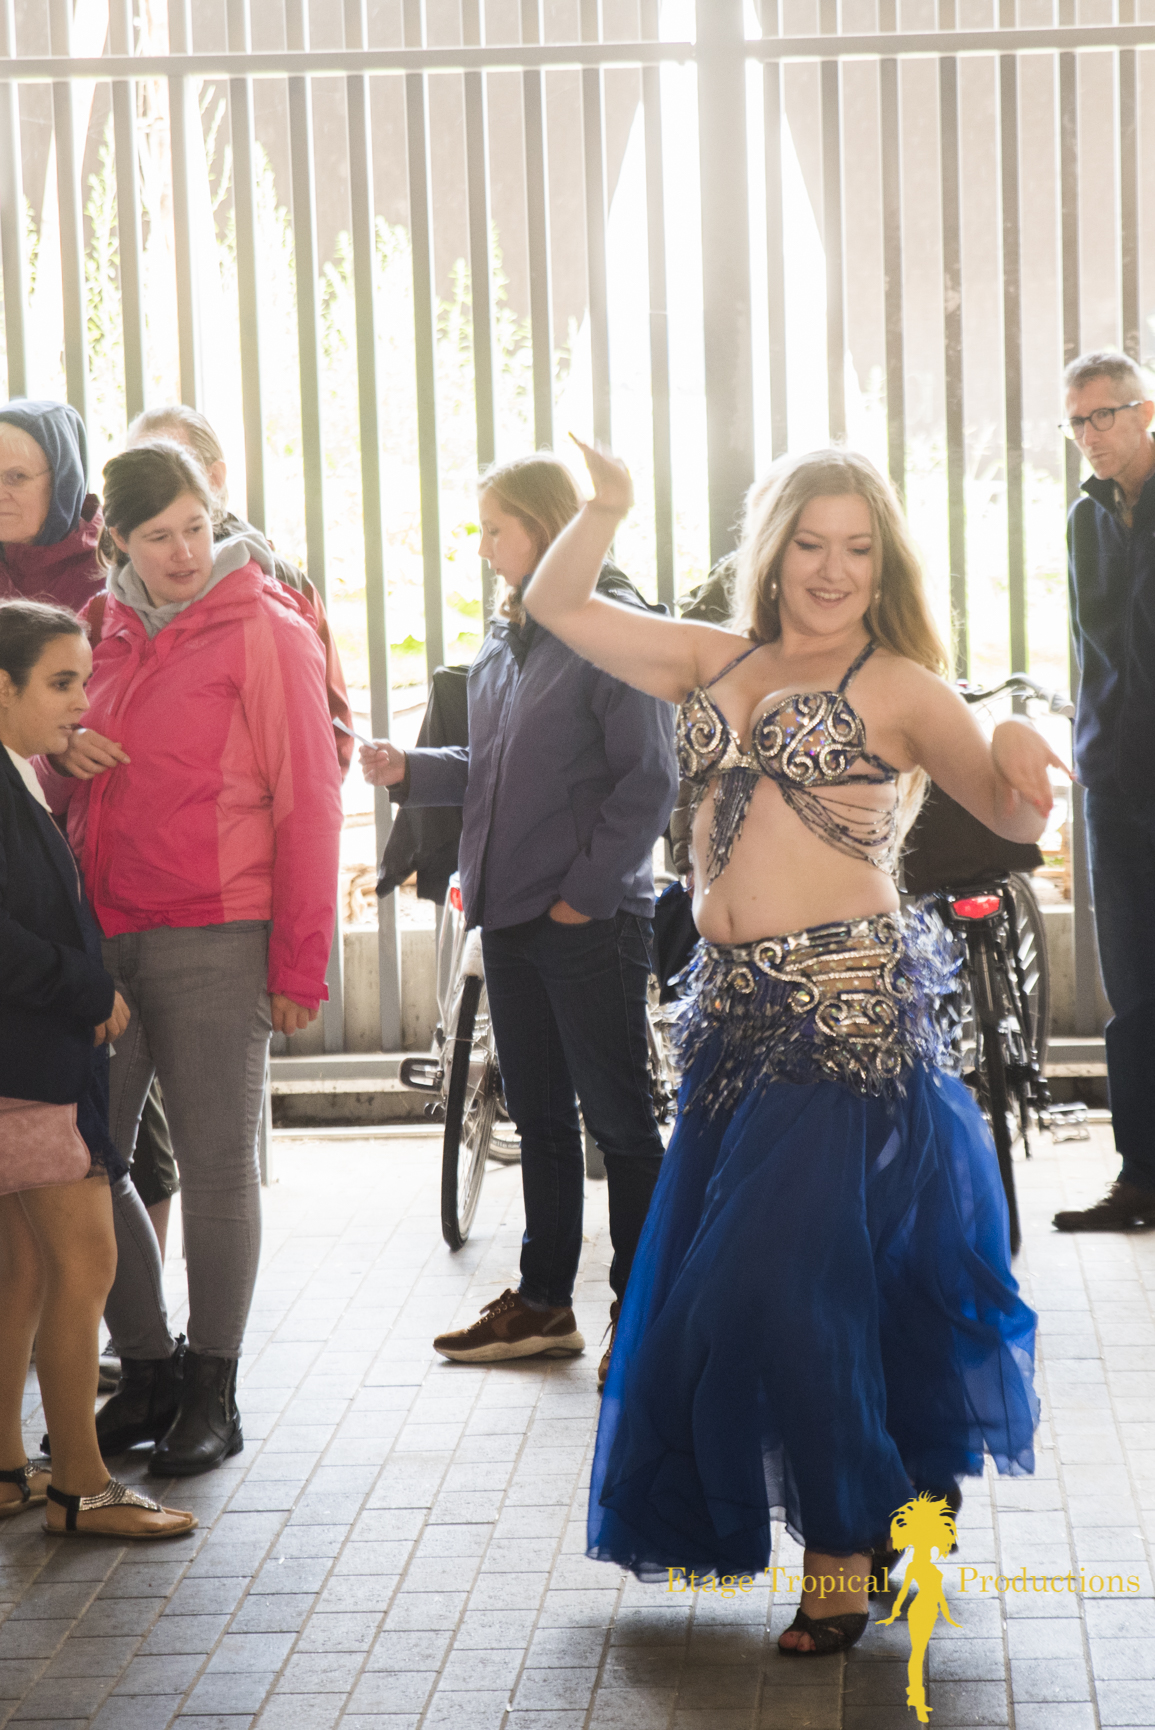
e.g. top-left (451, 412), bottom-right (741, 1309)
top-left (149, 1352), bottom-right (243, 1477)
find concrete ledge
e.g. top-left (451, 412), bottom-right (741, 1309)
top-left (1045, 1037), bottom-right (1107, 1077)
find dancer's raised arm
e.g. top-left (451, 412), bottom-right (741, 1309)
top-left (523, 440), bottom-right (742, 703)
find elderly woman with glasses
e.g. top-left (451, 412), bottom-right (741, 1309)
top-left (0, 401), bottom-right (103, 613)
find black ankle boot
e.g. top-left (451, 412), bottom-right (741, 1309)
top-left (42, 1338), bottom-right (187, 1458)
top-left (149, 1352), bottom-right (243, 1478)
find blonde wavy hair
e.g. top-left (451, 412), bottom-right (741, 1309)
top-left (480, 454), bottom-right (584, 624)
top-left (730, 448), bottom-right (950, 850)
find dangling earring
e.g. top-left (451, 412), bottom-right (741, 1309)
top-left (769, 579), bottom-right (778, 599)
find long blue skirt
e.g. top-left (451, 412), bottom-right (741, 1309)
top-left (588, 1053), bottom-right (1038, 1576)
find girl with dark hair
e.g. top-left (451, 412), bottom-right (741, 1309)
top-left (525, 441), bottom-right (1058, 1655)
top-left (0, 599), bottom-right (193, 1538)
top-left (41, 442), bottom-right (343, 1477)
top-left (362, 453), bottom-right (678, 1382)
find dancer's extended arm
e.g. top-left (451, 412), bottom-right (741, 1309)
top-left (523, 440), bottom-right (742, 703)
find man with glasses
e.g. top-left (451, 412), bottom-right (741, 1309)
top-left (1055, 350), bottom-right (1155, 1231)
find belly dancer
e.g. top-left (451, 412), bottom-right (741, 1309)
top-left (522, 440), bottom-right (1060, 1656)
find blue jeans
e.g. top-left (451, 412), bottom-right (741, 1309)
top-left (1085, 786), bottom-right (1155, 1187)
top-left (482, 910), bottom-right (664, 1308)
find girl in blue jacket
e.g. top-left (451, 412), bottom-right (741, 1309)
top-left (362, 455), bottom-right (678, 1383)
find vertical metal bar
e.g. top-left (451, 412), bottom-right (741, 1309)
top-left (49, 0), bottom-right (89, 428)
top-left (581, 0), bottom-right (611, 446)
top-left (879, 0), bottom-right (905, 499)
top-left (521, 0), bottom-right (554, 449)
top-left (345, 0), bottom-right (401, 1050)
top-left (285, 0), bottom-right (342, 1055)
top-left (938, 0), bottom-right (966, 674)
top-left (404, 0), bottom-right (445, 681)
top-left (285, 0), bottom-right (326, 605)
top-left (820, 0), bottom-right (845, 443)
top-left (168, 0), bottom-right (201, 407)
top-left (1118, 26), bottom-right (1139, 357)
top-left (1059, 13), bottom-right (1079, 510)
top-left (226, 0), bottom-right (265, 531)
top-left (0, 0), bottom-right (28, 398)
top-left (696, 0), bottom-right (755, 565)
top-left (640, 0), bottom-right (674, 609)
top-left (1000, 5), bottom-right (1026, 678)
top-left (1057, 15), bottom-right (1098, 1037)
top-left (760, 0), bottom-right (788, 460)
top-left (462, 0), bottom-right (497, 620)
top-left (110, 0), bottom-right (146, 420)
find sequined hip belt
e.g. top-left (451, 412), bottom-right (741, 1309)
top-left (672, 906), bottom-right (960, 1114)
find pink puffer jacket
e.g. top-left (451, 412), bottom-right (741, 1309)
top-left (46, 559), bottom-right (343, 1011)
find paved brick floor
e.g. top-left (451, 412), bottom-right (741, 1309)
top-left (3, 1120), bottom-right (1153, 1729)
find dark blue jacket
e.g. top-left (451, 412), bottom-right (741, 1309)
top-left (1068, 462), bottom-right (1155, 797)
top-left (403, 570), bottom-right (678, 931)
top-left (0, 749), bottom-right (116, 1103)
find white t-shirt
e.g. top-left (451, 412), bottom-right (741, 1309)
top-left (4, 746), bottom-right (51, 812)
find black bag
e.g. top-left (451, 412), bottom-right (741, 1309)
top-left (902, 781), bottom-right (1042, 896)
top-left (376, 665), bottom-right (469, 905)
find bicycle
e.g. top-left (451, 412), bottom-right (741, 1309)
top-left (401, 876), bottom-right (680, 1250)
top-left (903, 674), bottom-right (1088, 1254)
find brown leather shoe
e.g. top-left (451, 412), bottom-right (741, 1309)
top-left (433, 1289), bottom-right (585, 1363)
top-left (598, 1300), bottom-right (621, 1392)
top-left (1053, 1179), bottom-right (1155, 1232)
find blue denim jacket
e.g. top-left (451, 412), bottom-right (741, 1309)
top-left (1068, 462), bottom-right (1155, 796)
top-left (402, 572), bottom-right (677, 931)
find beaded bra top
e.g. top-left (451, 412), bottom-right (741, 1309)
top-left (676, 639), bottom-right (901, 884)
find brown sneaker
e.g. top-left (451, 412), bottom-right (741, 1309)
top-left (597, 1301), bottom-right (621, 1392)
top-left (433, 1289), bottom-right (585, 1363)
top-left (1053, 1179), bottom-right (1155, 1232)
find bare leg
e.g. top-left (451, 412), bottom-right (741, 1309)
top-left (0, 1194), bottom-right (47, 1506)
top-left (778, 1549), bottom-right (872, 1653)
top-left (18, 1176), bottom-right (194, 1537)
top-left (146, 1197), bottom-right (171, 1265)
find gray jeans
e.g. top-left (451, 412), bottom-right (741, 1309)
top-left (102, 922), bottom-right (272, 1360)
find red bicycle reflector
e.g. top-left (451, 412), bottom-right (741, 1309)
top-left (951, 894), bottom-right (1001, 919)
top-left (449, 885), bottom-right (464, 913)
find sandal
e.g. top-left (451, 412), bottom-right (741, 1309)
top-left (45, 1479), bottom-right (197, 1540)
top-left (778, 1607), bottom-right (870, 1656)
top-left (0, 1459), bottom-right (50, 1519)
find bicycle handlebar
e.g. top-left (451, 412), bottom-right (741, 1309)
top-left (957, 673), bottom-right (1075, 721)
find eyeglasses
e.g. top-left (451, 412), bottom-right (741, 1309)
top-left (1060, 402), bottom-right (1144, 441)
top-left (0, 467), bottom-right (50, 492)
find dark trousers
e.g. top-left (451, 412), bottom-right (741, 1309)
top-left (482, 910), bottom-right (664, 1308)
top-left (1085, 786), bottom-right (1155, 1187)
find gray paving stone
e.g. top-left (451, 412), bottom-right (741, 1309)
top-left (1095, 1679), bottom-right (1155, 1726)
top-left (277, 1650), bottom-right (365, 1692)
top-left (1009, 1656), bottom-right (1094, 1701)
top-left (257, 1695), bottom-right (343, 1729)
top-left (9, 1673), bottom-right (111, 1719)
top-left (346, 1669), bottom-right (437, 1712)
top-left (42, 1634), bottom-right (140, 1676)
top-left (116, 1653), bottom-right (205, 1694)
top-left (89, 1697), bottom-right (185, 1730)
top-left (0, 1622), bottom-right (69, 1661)
top-left (139, 1613), bottom-right (230, 1655)
top-left (181, 1670), bottom-right (275, 1714)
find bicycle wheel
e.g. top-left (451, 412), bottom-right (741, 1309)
top-left (441, 973), bottom-right (499, 1250)
top-left (1007, 872), bottom-right (1050, 1076)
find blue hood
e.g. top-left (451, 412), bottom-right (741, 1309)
top-left (0, 398), bottom-right (88, 546)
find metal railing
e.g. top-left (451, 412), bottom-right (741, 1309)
top-left (2, 0), bottom-right (1143, 1051)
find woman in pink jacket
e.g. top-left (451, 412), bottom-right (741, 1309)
top-left (45, 440), bottom-right (342, 1476)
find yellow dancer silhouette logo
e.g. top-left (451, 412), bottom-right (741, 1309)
top-left (876, 1492), bottom-right (960, 1722)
